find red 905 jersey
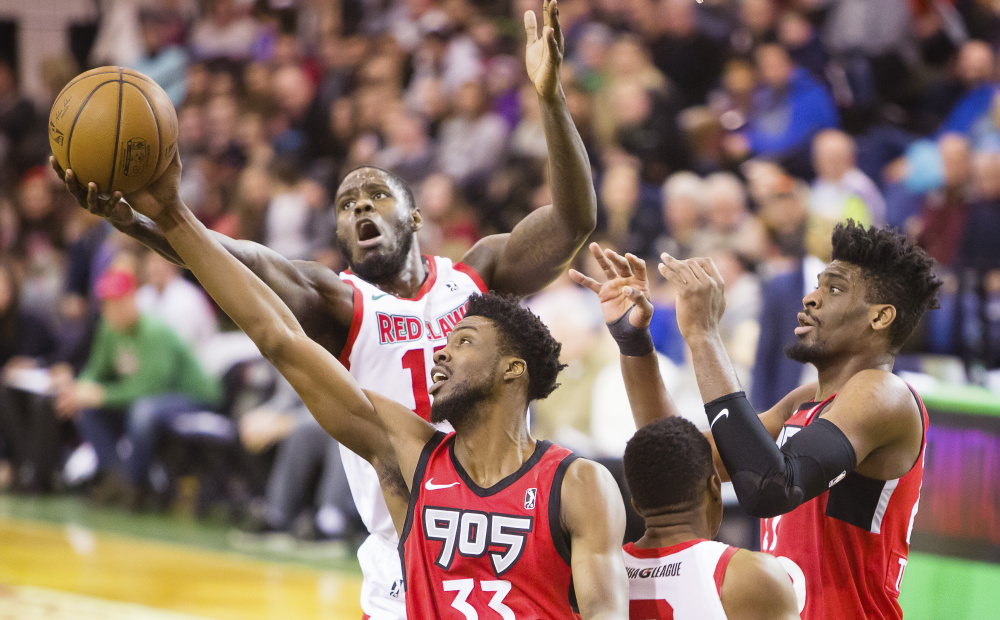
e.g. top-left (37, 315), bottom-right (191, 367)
top-left (400, 431), bottom-right (580, 619)
top-left (761, 385), bottom-right (929, 620)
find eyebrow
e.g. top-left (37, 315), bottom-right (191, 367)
top-left (820, 271), bottom-right (850, 285)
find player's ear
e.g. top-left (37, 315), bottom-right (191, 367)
top-left (870, 304), bottom-right (896, 333)
top-left (504, 358), bottom-right (526, 382)
top-left (411, 207), bottom-right (423, 231)
top-left (708, 471), bottom-right (722, 507)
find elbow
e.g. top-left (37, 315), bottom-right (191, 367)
top-left (730, 471), bottom-right (802, 519)
top-left (250, 322), bottom-right (299, 363)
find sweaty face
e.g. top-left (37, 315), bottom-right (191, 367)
top-left (429, 317), bottom-right (507, 431)
top-left (786, 262), bottom-right (873, 365)
top-left (334, 168), bottom-right (416, 284)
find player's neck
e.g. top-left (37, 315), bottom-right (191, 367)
top-left (634, 508), bottom-right (711, 549)
top-left (372, 246), bottom-right (428, 298)
top-left (813, 352), bottom-right (894, 401)
top-left (452, 405), bottom-right (535, 489)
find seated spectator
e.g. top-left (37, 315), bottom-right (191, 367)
top-left (435, 79), bottom-right (509, 191)
top-left (938, 41), bottom-right (998, 136)
top-left (649, 0), bottom-right (725, 108)
top-left (373, 107), bottom-right (434, 186)
top-left (700, 172), bottom-right (767, 261)
top-left (189, 0), bottom-right (259, 61)
top-left (56, 268), bottom-right (222, 508)
top-left (0, 259), bottom-right (61, 492)
top-left (653, 171), bottom-right (706, 260)
top-left (236, 374), bottom-right (358, 543)
top-left (135, 252), bottom-right (218, 352)
top-left (129, 9), bottom-right (188, 106)
top-left (414, 173), bottom-right (480, 262)
top-left (915, 133), bottom-right (972, 268)
top-left (960, 151), bottom-right (1000, 272)
top-left (810, 129), bottom-right (886, 226)
top-left (729, 44), bottom-right (839, 177)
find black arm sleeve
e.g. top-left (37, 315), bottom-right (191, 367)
top-left (707, 391), bottom-right (857, 518)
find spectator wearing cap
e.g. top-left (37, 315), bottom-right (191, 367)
top-left (56, 267), bottom-right (221, 508)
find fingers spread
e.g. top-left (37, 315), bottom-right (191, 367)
top-left (605, 248), bottom-right (632, 277)
top-left (568, 268), bottom-right (601, 293)
top-left (594, 246), bottom-right (620, 280)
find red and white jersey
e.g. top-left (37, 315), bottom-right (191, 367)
top-left (401, 431), bottom-right (580, 619)
top-left (624, 539), bottom-right (738, 620)
top-left (338, 255), bottom-right (486, 543)
top-left (760, 385), bottom-right (929, 619)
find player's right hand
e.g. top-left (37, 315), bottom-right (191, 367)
top-left (50, 155), bottom-right (136, 227)
top-left (118, 150), bottom-right (183, 223)
top-left (569, 242), bottom-right (653, 329)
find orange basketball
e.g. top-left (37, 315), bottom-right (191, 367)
top-left (48, 66), bottom-right (178, 195)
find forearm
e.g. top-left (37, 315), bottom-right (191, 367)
top-left (117, 211), bottom-right (186, 266)
top-left (686, 332), bottom-right (743, 403)
top-left (154, 206), bottom-right (302, 353)
top-left (620, 353), bottom-right (680, 428)
top-left (540, 91), bottom-right (597, 236)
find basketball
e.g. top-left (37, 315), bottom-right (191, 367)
top-left (48, 66), bottom-right (178, 195)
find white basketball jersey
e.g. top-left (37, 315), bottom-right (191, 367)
top-left (624, 539), bottom-right (739, 620)
top-left (338, 255), bottom-right (486, 543)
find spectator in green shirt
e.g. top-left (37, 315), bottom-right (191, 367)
top-left (56, 268), bottom-right (221, 505)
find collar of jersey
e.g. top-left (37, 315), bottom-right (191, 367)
top-left (446, 435), bottom-right (552, 497)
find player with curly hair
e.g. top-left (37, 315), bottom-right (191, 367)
top-left (571, 221), bottom-right (941, 619)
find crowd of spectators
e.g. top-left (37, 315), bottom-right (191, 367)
top-left (2, 0), bottom-right (1000, 541)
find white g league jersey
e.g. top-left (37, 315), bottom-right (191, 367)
top-left (338, 255), bottom-right (486, 616)
top-left (624, 539), bottom-right (739, 619)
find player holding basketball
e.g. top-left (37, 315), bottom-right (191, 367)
top-left (52, 2), bottom-right (595, 617)
top-left (106, 153), bottom-right (629, 617)
top-left (571, 226), bottom-right (941, 619)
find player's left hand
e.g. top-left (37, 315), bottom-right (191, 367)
top-left (570, 242), bottom-right (653, 329)
top-left (525, 0), bottom-right (564, 102)
top-left (658, 254), bottom-right (727, 342)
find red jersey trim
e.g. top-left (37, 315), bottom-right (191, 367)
top-left (454, 261), bottom-right (488, 293)
top-left (449, 438), bottom-right (553, 497)
top-left (622, 538), bottom-right (707, 559)
top-left (713, 546), bottom-right (739, 596)
top-left (338, 282), bottom-right (364, 370)
top-left (398, 255), bottom-right (439, 301)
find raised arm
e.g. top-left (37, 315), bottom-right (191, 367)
top-left (560, 459), bottom-right (629, 619)
top-left (658, 254), bottom-right (920, 517)
top-left (462, 0), bottom-right (597, 296)
top-left (50, 157), bottom-right (352, 342)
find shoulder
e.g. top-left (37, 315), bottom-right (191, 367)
top-left (833, 369), bottom-right (919, 421)
top-left (459, 234), bottom-right (508, 288)
top-left (721, 550), bottom-right (798, 619)
top-left (560, 458), bottom-right (624, 527)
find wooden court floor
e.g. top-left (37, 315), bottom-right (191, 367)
top-left (0, 495), bottom-right (364, 619)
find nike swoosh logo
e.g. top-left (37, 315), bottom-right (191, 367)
top-left (372, 293), bottom-right (392, 300)
top-left (710, 408), bottom-right (729, 429)
top-left (424, 479), bottom-right (460, 491)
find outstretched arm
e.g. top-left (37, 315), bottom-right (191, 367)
top-left (462, 0), bottom-right (597, 296)
top-left (141, 155), bottom-right (434, 490)
top-left (561, 459), bottom-right (629, 619)
top-left (50, 157), bottom-right (351, 338)
top-left (659, 255), bottom-right (920, 517)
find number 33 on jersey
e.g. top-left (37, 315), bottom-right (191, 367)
top-left (401, 431), bottom-right (582, 619)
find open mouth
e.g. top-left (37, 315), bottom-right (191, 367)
top-left (795, 312), bottom-right (815, 336)
top-left (429, 366), bottom-right (450, 394)
top-left (356, 220), bottom-right (382, 248)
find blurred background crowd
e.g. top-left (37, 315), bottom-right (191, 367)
top-left (1, 0), bottom-right (1000, 546)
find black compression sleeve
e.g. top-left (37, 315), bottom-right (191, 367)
top-left (706, 392), bottom-right (857, 518)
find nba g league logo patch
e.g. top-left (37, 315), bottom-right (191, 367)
top-left (524, 488), bottom-right (536, 510)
